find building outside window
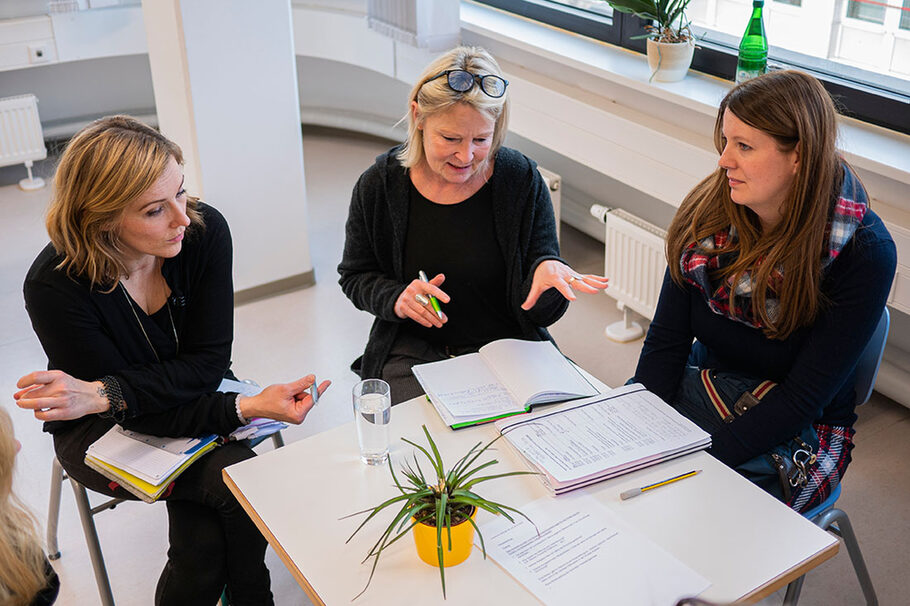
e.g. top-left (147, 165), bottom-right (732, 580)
top-left (479, 0), bottom-right (910, 133)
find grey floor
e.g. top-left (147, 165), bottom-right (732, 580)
top-left (1, 129), bottom-right (908, 605)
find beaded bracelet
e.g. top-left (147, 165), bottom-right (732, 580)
top-left (96, 375), bottom-right (127, 423)
top-left (235, 394), bottom-right (250, 426)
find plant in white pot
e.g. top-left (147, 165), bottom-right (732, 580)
top-left (603, 0), bottom-right (695, 82)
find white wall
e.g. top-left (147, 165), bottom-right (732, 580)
top-left (1, 0), bottom-right (909, 402)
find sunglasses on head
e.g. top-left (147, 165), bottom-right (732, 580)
top-left (422, 69), bottom-right (509, 98)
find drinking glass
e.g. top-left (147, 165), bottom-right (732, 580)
top-left (352, 379), bottom-right (391, 465)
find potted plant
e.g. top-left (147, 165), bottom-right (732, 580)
top-left (344, 425), bottom-right (535, 599)
top-left (603, 0), bottom-right (695, 82)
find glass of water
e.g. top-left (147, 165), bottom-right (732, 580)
top-left (352, 379), bottom-right (391, 465)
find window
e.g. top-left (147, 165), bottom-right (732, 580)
top-left (478, 0), bottom-right (621, 45)
top-left (846, 0), bottom-right (886, 24)
top-left (476, 0), bottom-right (910, 134)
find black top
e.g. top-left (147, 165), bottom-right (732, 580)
top-left (29, 560), bottom-right (59, 606)
top-left (634, 210), bottom-right (897, 467)
top-left (24, 203), bottom-right (244, 439)
top-left (337, 145), bottom-right (568, 379)
top-left (402, 182), bottom-right (522, 347)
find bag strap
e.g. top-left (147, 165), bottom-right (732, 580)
top-left (700, 370), bottom-right (777, 423)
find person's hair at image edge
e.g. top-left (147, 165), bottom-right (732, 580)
top-left (397, 45), bottom-right (510, 169)
top-left (46, 115), bottom-right (204, 291)
top-left (0, 407), bottom-right (47, 606)
top-left (666, 70), bottom-right (846, 340)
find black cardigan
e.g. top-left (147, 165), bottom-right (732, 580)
top-left (337, 146), bottom-right (568, 379)
top-left (24, 203), bottom-right (243, 438)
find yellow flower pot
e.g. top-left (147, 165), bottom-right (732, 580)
top-left (412, 507), bottom-right (477, 568)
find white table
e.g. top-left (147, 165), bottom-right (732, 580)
top-left (223, 397), bottom-right (838, 605)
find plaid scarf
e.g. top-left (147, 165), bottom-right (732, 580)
top-left (789, 424), bottom-right (854, 513)
top-left (680, 166), bottom-right (868, 329)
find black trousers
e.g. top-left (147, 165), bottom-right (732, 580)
top-left (380, 331), bottom-right (481, 405)
top-left (53, 416), bottom-right (273, 606)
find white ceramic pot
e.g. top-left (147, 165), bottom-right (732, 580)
top-left (646, 37), bottom-right (695, 83)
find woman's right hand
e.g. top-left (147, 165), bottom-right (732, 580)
top-left (14, 370), bottom-right (110, 422)
top-left (393, 273), bottom-right (450, 328)
top-left (237, 375), bottom-right (331, 425)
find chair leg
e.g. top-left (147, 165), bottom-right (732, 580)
top-left (782, 575), bottom-right (805, 605)
top-left (46, 457), bottom-right (64, 559)
top-left (70, 478), bottom-right (116, 606)
top-left (270, 430), bottom-right (285, 449)
top-left (815, 508), bottom-right (878, 606)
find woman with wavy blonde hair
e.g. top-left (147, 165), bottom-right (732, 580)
top-left (0, 407), bottom-right (58, 606)
top-left (633, 71), bottom-right (896, 512)
top-left (15, 115), bottom-right (329, 605)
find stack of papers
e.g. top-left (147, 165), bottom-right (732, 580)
top-left (85, 428), bottom-right (218, 502)
top-left (496, 384), bottom-right (711, 495)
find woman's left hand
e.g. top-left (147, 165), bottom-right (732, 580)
top-left (238, 375), bottom-right (331, 425)
top-left (521, 260), bottom-right (609, 310)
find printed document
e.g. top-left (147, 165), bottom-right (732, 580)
top-left (480, 493), bottom-right (710, 605)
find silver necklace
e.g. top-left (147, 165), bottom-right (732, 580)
top-left (119, 282), bottom-right (179, 362)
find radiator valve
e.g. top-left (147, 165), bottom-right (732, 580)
top-left (589, 204), bottom-right (611, 223)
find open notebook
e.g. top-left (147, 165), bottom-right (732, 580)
top-left (412, 338), bottom-right (598, 429)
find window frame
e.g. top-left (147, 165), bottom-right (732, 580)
top-left (475, 0), bottom-right (910, 135)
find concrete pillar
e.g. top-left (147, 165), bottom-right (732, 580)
top-left (142, 0), bottom-right (313, 298)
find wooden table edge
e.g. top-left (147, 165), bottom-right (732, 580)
top-left (223, 467), bottom-right (326, 606)
top-left (736, 538), bottom-right (839, 603)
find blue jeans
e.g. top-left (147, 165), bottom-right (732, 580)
top-left (54, 416), bottom-right (273, 606)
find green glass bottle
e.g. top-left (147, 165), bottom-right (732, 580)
top-left (735, 0), bottom-right (768, 84)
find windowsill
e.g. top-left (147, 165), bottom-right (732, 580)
top-left (461, 1), bottom-right (910, 187)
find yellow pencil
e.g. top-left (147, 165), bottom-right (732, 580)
top-left (620, 469), bottom-right (701, 500)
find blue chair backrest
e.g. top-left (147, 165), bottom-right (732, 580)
top-left (853, 308), bottom-right (890, 408)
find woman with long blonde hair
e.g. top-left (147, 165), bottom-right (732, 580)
top-left (0, 407), bottom-right (58, 606)
top-left (633, 71), bottom-right (896, 512)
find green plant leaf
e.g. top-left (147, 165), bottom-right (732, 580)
top-left (466, 514), bottom-right (486, 559)
top-left (435, 495), bottom-right (448, 598)
top-left (460, 470), bottom-right (538, 491)
top-left (401, 435), bottom-right (443, 481)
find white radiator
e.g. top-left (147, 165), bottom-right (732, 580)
top-left (593, 207), bottom-right (667, 342)
top-left (0, 94), bottom-right (47, 190)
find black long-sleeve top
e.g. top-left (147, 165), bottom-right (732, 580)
top-left (337, 145), bottom-right (569, 379)
top-left (24, 203), bottom-right (243, 438)
top-left (634, 210), bottom-right (896, 467)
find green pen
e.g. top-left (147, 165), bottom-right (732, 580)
top-left (418, 270), bottom-right (444, 320)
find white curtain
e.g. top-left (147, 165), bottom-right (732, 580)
top-left (367, 0), bottom-right (460, 51)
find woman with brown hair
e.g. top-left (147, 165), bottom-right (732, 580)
top-left (0, 407), bottom-right (58, 606)
top-left (13, 115), bottom-right (329, 604)
top-left (633, 71), bottom-right (896, 512)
